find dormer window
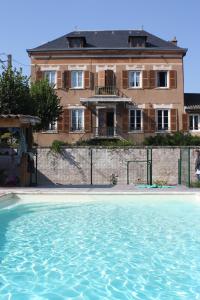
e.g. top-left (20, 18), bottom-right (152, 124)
top-left (67, 36), bottom-right (86, 48)
top-left (129, 36), bottom-right (147, 48)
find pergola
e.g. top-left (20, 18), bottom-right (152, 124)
top-left (0, 114), bottom-right (40, 187)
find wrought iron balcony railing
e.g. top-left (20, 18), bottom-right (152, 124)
top-left (95, 86), bottom-right (118, 96)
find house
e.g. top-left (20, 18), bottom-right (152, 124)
top-left (184, 93), bottom-right (200, 132)
top-left (27, 30), bottom-right (187, 146)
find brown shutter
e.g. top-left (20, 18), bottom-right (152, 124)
top-left (122, 107), bottom-right (128, 131)
top-left (149, 109), bottom-right (156, 132)
top-left (143, 70), bottom-right (150, 89)
top-left (57, 71), bottom-right (62, 89)
top-left (36, 70), bottom-right (43, 81)
top-left (171, 109), bottom-right (178, 132)
top-left (84, 71), bottom-right (90, 89)
top-left (143, 109), bottom-right (156, 132)
top-left (64, 109), bottom-right (70, 133)
top-left (149, 70), bottom-right (156, 89)
top-left (57, 113), bottom-right (64, 132)
top-left (98, 70), bottom-right (105, 87)
top-left (122, 70), bottom-right (128, 89)
top-left (169, 70), bottom-right (177, 89)
top-left (63, 70), bottom-right (71, 89)
top-left (182, 113), bottom-right (188, 132)
top-left (85, 109), bottom-right (92, 132)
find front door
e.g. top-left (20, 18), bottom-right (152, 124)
top-left (106, 111), bottom-right (114, 136)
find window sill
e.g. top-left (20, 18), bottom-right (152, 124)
top-left (128, 87), bottom-right (143, 90)
top-left (69, 87), bottom-right (85, 90)
top-left (69, 130), bottom-right (85, 134)
top-left (41, 130), bottom-right (58, 134)
top-left (189, 130), bottom-right (200, 132)
top-left (155, 87), bottom-right (169, 90)
top-left (128, 130), bottom-right (143, 133)
top-left (155, 130), bottom-right (171, 133)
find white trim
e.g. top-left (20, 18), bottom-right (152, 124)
top-left (129, 108), bottom-right (143, 132)
top-left (71, 70), bottom-right (84, 89)
top-left (43, 70), bottom-right (57, 88)
top-left (128, 70), bottom-right (142, 88)
top-left (127, 104), bottom-right (145, 109)
top-left (70, 108), bottom-right (85, 132)
top-left (96, 65), bottom-right (116, 72)
top-left (68, 65), bottom-right (87, 70)
top-left (189, 114), bottom-right (200, 131)
top-left (68, 105), bottom-right (86, 109)
top-left (156, 70), bottom-right (169, 88)
top-left (156, 109), bottom-right (171, 132)
top-left (153, 104), bottom-right (173, 109)
top-left (80, 97), bottom-right (132, 103)
top-left (126, 64), bottom-right (145, 70)
top-left (153, 64), bottom-right (172, 70)
top-left (40, 66), bottom-right (60, 71)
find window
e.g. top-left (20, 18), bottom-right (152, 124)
top-left (71, 109), bottom-right (84, 131)
top-left (189, 114), bottom-right (199, 131)
top-left (157, 71), bottom-right (168, 88)
top-left (129, 109), bottom-right (142, 131)
top-left (48, 121), bottom-right (57, 131)
top-left (157, 110), bottom-right (169, 131)
top-left (129, 71), bottom-right (141, 88)
top-left (44, 71), bottom-right (56, 86)
top-left (71, 70), bottom-right (84, 88)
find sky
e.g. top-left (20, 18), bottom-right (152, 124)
top-left (0, 0), bottom-right (199, 92)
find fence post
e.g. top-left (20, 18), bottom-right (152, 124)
top-left (90, 148), bottom-right (93, 185)
top-left (188, 147), bottom-right (190, 188)
top-left (178, 158), bottom-right (181, 185)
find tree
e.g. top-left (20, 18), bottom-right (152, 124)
top-left (0, 66), bottom-right (33, 114)
top-left (30, 79), bottom-right (63, 130)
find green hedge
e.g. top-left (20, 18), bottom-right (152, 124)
top-left (144, 132), bottom-right (200, 146)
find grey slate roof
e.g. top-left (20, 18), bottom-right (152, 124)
top-left (27, 30), bottom-right (186, 52)
top-left (184, 93), bottom-right (200, 107)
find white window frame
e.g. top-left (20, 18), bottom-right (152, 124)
top-left (70, 109), bottom-right (84, 132)
top-left (156, 109), bottom-right (170, 132)
top-left (128, 70), bottom-right (142, 88)
top-left (44, 70), bottom-right (57, 88)
top-left (129, 109), bottom-right (143, 132)
top-left (156, 71), bottom-right (169, 89)
top-left (189, 114), bottom-right (200, 131)
top-left (71, 70), bottom-right (84, 89)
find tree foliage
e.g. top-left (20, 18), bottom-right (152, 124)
top-left (0, 66), bottom-right (32, 114)
top-left (0, 65), bottom-right (63, 131)
top-left (30, 80), bottom-right (63, 130)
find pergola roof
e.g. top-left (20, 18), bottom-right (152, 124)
top-left (0, 114), bottom-right (41, 127)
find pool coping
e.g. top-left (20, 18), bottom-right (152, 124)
top-left (0, 185), bottom-right (199, 198)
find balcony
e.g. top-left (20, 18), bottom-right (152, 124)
top-left (95, 86), bottom-right (119, 96)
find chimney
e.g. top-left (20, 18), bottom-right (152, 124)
top-left (171, 36), bottom-right (178, 46)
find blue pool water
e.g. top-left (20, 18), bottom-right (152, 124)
top-left (0, 194), bottom-right (200, 299)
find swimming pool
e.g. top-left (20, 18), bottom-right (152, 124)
top-left (0, 193), bottom-right (200, 299)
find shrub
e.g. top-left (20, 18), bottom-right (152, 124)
top-left (144, 132), bottom-right (200, 146)
top-left (50, 140), bottom-right (66, 154)
top-left (75, 138), bottom-right (134, 147)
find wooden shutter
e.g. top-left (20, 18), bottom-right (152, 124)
top-left (57, 113), bottom-right (64, 132)
top-left (149, 70), bottom-right (156, 89)
top-left (36, 70), bottom-right (43, 81)
top-left (143, 70), bottom-right (150, 89)
top-left (170, 109), bottom-right (178, 132)
top-left (57, 71), bottom-right (62, 89)
top-left (85, 109), bottom-right (92, 132)
top-left (63, 70), bottom-right (71, 89)
top-left (169, 70), bottom-right (177, 89)
top-left (143, 109), bottom-right (156, 132)
top-left (122, 70), bottom-right (128, 89)
top-left (122, 107), bottom-right (129, 131)
top-left (182, 113), bottom-right (188, 132)
top-left (98, 70), bottom-right (105, 87)
top-left (63, 109), bottom-right (70, 133)
top-left (84, 71), bottom-right (91, 89)
top-left (149, 109), bottom-right (156, 132)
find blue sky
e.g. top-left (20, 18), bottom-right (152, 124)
top-left (0, 0), bottom-right (199, 92)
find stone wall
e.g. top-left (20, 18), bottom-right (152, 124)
top-left (36, 147), bottom-right (197, 186)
